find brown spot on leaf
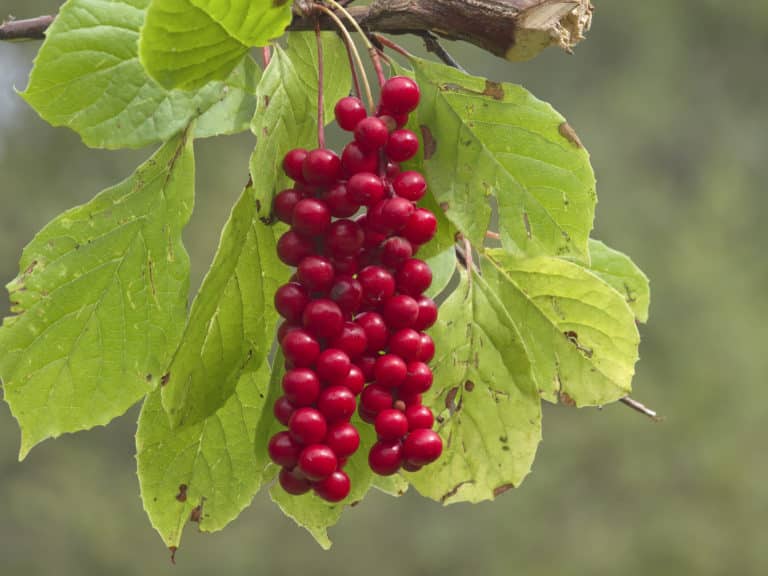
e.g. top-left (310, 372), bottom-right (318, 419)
top-left (190, 502), bottom-right (204, 523)
top-left (146, 374), bottom-right (152, 382)
top-left (420, 125), bottom-right (436, 159)
top-left (169, 547), bottom-right (177, 565)
top-left (559, 122), bottom-right (584, 148)
top-left (440, 481), bottom-right (473, 503)
top-left (523, 211), bottom-right (532, 239)
top-left (263, 94), bottom-right (270, 108)
top-left (559, 391), bottom-right (576, 407)
top-left (563, 330), bottom-right (594, 358)
top-left (350, 500), bottom-right (361, 508)
top-left (161, 372), bottom-right (170, 386)
top-left (255, 199), bottom-right (262, 212)
top-left (176, 484), bottom-right (188, 502)
top-left (493, 483), bottom-right (514, 497)
top-left (440, 201), bottom-right (450, 213)
top-left (445, 387), bottom-right (459, 414)
top-left (464, 380), bottom-right (475, 392)
top-left (23, 260), bottom-right (38, 276)
top-left (483, 80), bottom-right (505, 100)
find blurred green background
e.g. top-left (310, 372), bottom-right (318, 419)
top-left (1, 1), bottom-right (766, 574)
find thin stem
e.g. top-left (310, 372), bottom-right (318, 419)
top-left (620, 397), bottom-right (662, 421)
top-left (369, 46), bottom-right (387, 87)
top-left (262, 46), bottom-right (272, 68)
top-left (314, 3), bottom-right (375, 112)
top-left (344, 36), bottom-right (362, 99)
top-left (315, 23), bottom-right (326, 149)
top-left (373, 33), bottom-right (413, 59)
top-left (324, 0), bottom-right (374, 50)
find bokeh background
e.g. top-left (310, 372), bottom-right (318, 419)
top-left (2, 1), bottom-right (767, 574)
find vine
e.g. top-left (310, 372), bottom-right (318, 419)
top-left (0, 0), bottom-right (652, 558)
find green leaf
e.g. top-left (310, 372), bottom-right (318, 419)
top-left (269, 417), bottom-right (377, 549)
top-left (484, 249), bottom-right (641, 406)
top-left (139, 0), bottom-right (248, 90)
top-left (22, 0), bottom-right (258, 149)
top-left (137, 361), bottom-right (272, 549)
top-left (250, 33), bottom-right (352, 220)
top-left (407, 268), bottom-right (542, 504)
top-left (187, 0), bottom-right (293, 47)
top-left (411, 57), bottom-right (596, 261)
top-left (587, 239), bottom-right (650, 323)
top-left (0, 133), bottom-right (194, 458)
top-left (161, 185), bottom-right (285, 428)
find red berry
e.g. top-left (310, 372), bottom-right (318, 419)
top-left (335, 96), bottom-right (367, 131)
top-left (398, 391), bottom-right (422, 407)
top-left (340, 364), bottom-right (365, 395)
top-left (348, 172), bottom-right (385, 206)
top-left (388, 328), bottom-right (423, 361)
top-left (419, 332), bottom-right (435, 362)
top-left (413, 296), bottom-right (438, 331)
top-left (297, 256), bottom-right (335, 293)
top-left (302, 299), bottom-right (344, 339)
top-left (323, 183), bottom-right (359, 218)
top-left (316, 349), bottom-right (351, 385)
top-left (283, 148), bottom-right (308, 182)
top-left (289, 407), bottom-right (328, 444)
top-left (382, 294), bottom-right (420, 329)
top-left (355, 312), bottom-right (389, 353)
top-left (277, 321), bottom-right (301, 344)
top-left (359, 406), bottom-right (377, 424)
top-left (393, 171), bottom-right (427, 202)
top-left (380, 76), bottom-right (420, 115)
top-left (302, 148), bottom-right (341, 186)
top-left (325, 422), bottom-right (360, 458)
top-left (279, 467), bottom-right (312, 495)
top-left (365, 200), bottom-right (390, 233)
top-left (358, 266), bottom-right (396, 306)
top-left (401, 362), bottom-right (433, 395)
top-left (405, 405), bottom-right (434, 431)
top-left (314, 470), bottom-right (351, 502)
top-left (331, 321), bottom-right (368, 359)
top-left (268, 431), bottom-right (301, 468)
top-left (402, 461), bottom-right (422, 472)
top-left (331, 256), bottom-right (360, 275)
top-left (357, 355), bottom-right (378, 382)
top-left (274, 188), bottom-right (304, 224)
top-left (403, 208), bottom-right (437, 245)
top-left (326, 219), bottom-right (364, 258)
top-left (298, 444), bottom-right (338, 481)
top-left (341, 141), bottom-right (379, 176)
top-left (368, 439), bottom-right (403, 475)
top-left (277, 230), bottom-right (314, 266)
top-left (385, 129), bottom-right (419, 162)
top-left (380, 236), bottom-right (413, 269)
top-left (396, 259), bottom-right (432, 296)
top-left (374, 354), bottom-right (408, 388)
top-left (386, 161), bottom-right (401, 179)
top-left (375, 409), bottom-right (409, 440)
top-left (281, 329), bottom-right (320, 367)
top-left (360, 384), bottom-right (393, 414)
top-left (274, 282), bottom-right (310, 323)
top-left (292, 198), bottom-right (331, 236)
top-left (380, 197), bottom-right (415, 232)
top-left (354, 117), bottom-right (390, 151)
top-left (329, 276), bottom-right (363, 317)
top-left (403, 429), bottom-right (443, 466)
top-left (273, 395), bottom-right (296, 426)
top-left (318, 385), bottom-right (357, 423)
top-left (282, 368), bottom-right (321, 406)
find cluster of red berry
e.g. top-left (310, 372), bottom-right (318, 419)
top-left (267, 76), bottom-right (443, 503)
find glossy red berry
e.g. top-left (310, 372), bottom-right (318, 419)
top-left (398, 391), bottom-right (422, 407)
top-left (403, 429), bottom-right (443, 466)
top-left (357, 355), bottom-right (378, 382)
top-left (419, 332), bottom-right (435, 363)
top-left (274, 283), bottom-right (310, 324)
top-left (380, 197), bottom-right (415, 232)
top-left (375, 409), bottom-right (409, 440)
top-left (325, 422), bottom-right (360, 457)
top-left (326, 219), bottom-right (364, 258)
top-left (281, 329), bottom-right (320, 367)
top-left (374, 354), bottom-right (408, 388)
top-left (413, 296), bottom-right (438, 331)
top-left (273, 395), bottom-right (296, 426)
top-left (382, 294), bottom-right (420, 329)
top-left (282, 368), bottom-right (321, 406)
top-left (380, 76), bottom-right (420, 115)
top-left (279, 467), bottom-right (312, 495)
top-left (380, 236), bottom-right (413, 269)
top-left (405, 405), bottom-right (434, 431)
top-left (386, 161), bottom-right (401, 179)
top-left (360, 384), bottom-right (393, 415)
top-left (396, 259), bottom-right (432, 296)
top-left (277, 321), bottom-right (301, 344)
top-left (354, 117), bottom-right (390, 151)
top-left (302, 299), bottom-right (344, 339)
top-left (347, 172), bottom-right (385, 206)
top-left (318, 385), bottom-right (357, 423)
top-left (393, 171), bottom-right (427, 202)
top-left (314, 470), bottom-right (351, 502)
top-left (297, 256), bottom-right (335, 293)
top-left (329, 276), bottom-right (363, 317)
top-left (401, 362), bottom-right (433, 395)
top-left (388, 328), bottom-right (423, 362)
top-left (340, 364), bottom-right (365, 395)
top-left (292, 198), bottom-right (331, 236)
top-left (368, 439), bottom-right (403, 475)
top-left (323, 183), bottom-right (358, 218)
top-left (331, 255), bottom-right (360, 275)
top-left (341, 141), bottom-right (379, 176)
top-left (335, 96), bottom-right (367, 131)
top-left (283, 148), bottom-right (308, 182)
top-left (289, 408), bottom-right (328, 444)
top-left (358, 266), bottom-right (396, 306)
top-left (355, 312), bottom-right (389, 353)
top-left (274, 188), bottom-right (304, 224)
top-left (268, 431), bottom-right (301, 468)
top-left (277, 230), bottom-right (314, 266)
top-left (385, 129), bottom-right (419, 162)
top-left (315, 349), bottom-right (352, 385)
top-left (298, 444), bottom-right (338, 481)
top-left (330, 321), bottom-right (368, 359)
top-left (302, 148), bottom-right (341, 186)
top-left (403, 208), bottom-right (437, 245)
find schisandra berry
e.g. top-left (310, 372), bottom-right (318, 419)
top-left (302, 148), bottom-right (341, 186)
top-left (323, 183), bottom-right (358, 218)
top-left (292, 198), bottom-right (331, 236)
top-left (281, 329), bottom-right (320, 367)
top-left (341, 142), bottom-right (379, 176)
top-left (358, 266), bottom-right (396, 305)
top-left (274, 188), bottom-right (304, 224)
top-left (380, 76), bottom-right (421, 115)
top-left (325, 422), bottom-right (361, 458)
top-left (354, 117), bottom-right (390, 151)
top-left (368, 439), bottom-right (403, 476)
top-left (318, 385), bottom-right (357, 423)
top-left (385, 129), bottom-right (419, 162)
top-left (340, 365), bottom-right (365, 395)
top-left (277, 230), bottom-right (314, 266)
top-left (274, 395), bottom-right (295, 426)
top-left (374, 354), bottom-right (408, 388)
top-left (413, 296), bottom-right (438, 331)
top-left (326, 219), bottom-right (364, 258)
top-left (382, 294), bottom-right (420, 329)
top-left (331, 322), bottom-right (368, 359)
top-left (335, 97), bottom-right (367, 131)
top-left (401, 362), bottom-right (433, 395)
top-left (315, 349), bottom-right (352, 385)
top-left (274, 282), bottom-right (310, 323)
top-left (403, 429), bottom-right (443, 466)
top-left (297, 256), bottom-right (335, 293)
top-left (388, 328), bottom-right (423, 362)
top-left (393, 171), bottom-right (427, 202)
top-left (283, 148), bottom-right (308, 182)
top-left (356, 312), bottom-right (389, 353)
top-left (302, 299), bottom-right (344, 339)
top-left (269, 431), bottom-right (301, 468)
top-left (419, 333), bottom-right (435, 363)
top-left (298, 444), bottom-right (338, 481)
top-left (347, 172), bottom-right (385, 206)
top-left (282, 368), bottom-right (321, 406)
top-left (375, 409), bottom-right (409, 440)
top-left (360, 384), bottom-right (394, 415)
top-left (289, 407), bottom-right (328, 444)
top-left (403, 208), bottom-right (437, 245)
top-left (313, 470), bottom-right (351, 502)
top-left (396, 259), bottom-right (432, 296)
top-left (279, 468), bottom-right (312, 495)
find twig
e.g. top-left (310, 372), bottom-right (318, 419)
top-left (419, 31), bottom-right (467, 72)
top-left (620, 396), bottom-right (662, 421)
top-left (372, 33), bottom-right (412, 59)
top-left (0, 15), bottom-right (54, 41)
top-left (315, 22), bottom-right (325, 149)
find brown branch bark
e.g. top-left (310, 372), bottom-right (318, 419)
top-left (1, 1), bottom-right (592, 61)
